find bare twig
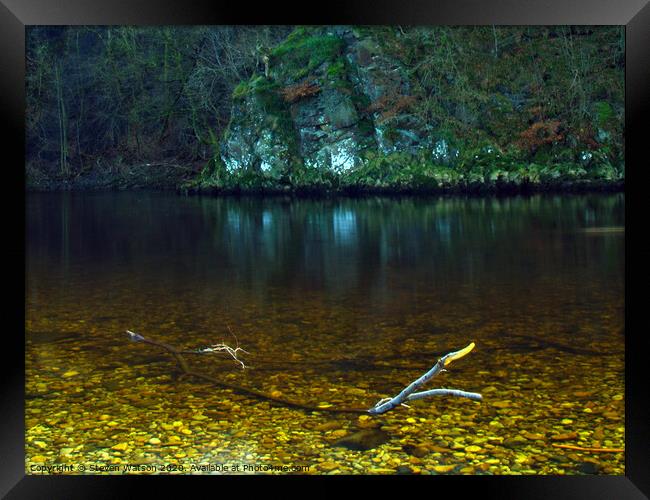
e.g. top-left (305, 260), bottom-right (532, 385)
top-left (368, 342), bottom-right (482, 415)
top-left (126, 330), bottom-right (367, 414)
top-left (184, 326), bottom-right (249, 369)
top-left (551, 444), bottom-right (624, 453)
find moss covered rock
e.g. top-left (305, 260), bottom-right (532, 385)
top-left (191, 26), bottom-right (624, 194)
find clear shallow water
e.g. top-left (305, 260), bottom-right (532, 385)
top-left (26, 192), bottom-right (625, 475)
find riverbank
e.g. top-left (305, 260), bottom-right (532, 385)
top-left (26, 161), bottom-right (624, 197)
top-left (183, 181), bottom-right (624, 197)
top-left (26, 27), bottom-right (624, 198)
top-left (27, 179), bottom-right (624, 196)
top-left (26, 161), bottom-right (199, 192)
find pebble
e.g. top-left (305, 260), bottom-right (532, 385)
top-left (25, 316), bottom-right (624, 476)
top-left (576, 462), bottom-right (600, 475)
top-left (551, 432), bottom-right (578, 441)
top-left (315, 422), bottom-right (340, 431)
top-left (319, 461), bottom-right (339, 471)
top-left (521, 432), bottom-right (545, 440)
top-left (503, 436), bottom-right (528, 448)
top-left (432, 465), bottom-right (455, 473)
top-left (402, 444), bottom-right (429, 458)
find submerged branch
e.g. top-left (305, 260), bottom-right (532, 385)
top-left (368, 342), bottom-right (482, 415)
top-left (125, 330), bottom-right (482, 416)
top-left (551, 444), bottom-right (624, 453)
top-left (126, 330), bottom-right (366, 414)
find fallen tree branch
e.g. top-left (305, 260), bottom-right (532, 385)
top-left (551, 443), bottom-right (624, 453)
top-left (506, 332), bottom-right (613, 356)
top-left (368, 342), bottom-right (482, 415)
top-left (125, 330), bottom-right (482, 416)
top-left (126, 330), bottom-right (367, 414)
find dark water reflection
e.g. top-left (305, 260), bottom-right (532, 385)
top-left (25, 192), bottom-right (625, 475)
top-left (27, 192), bottom-right (624, 326)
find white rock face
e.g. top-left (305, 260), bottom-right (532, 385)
top-left (216, 27), bottom-right (444, 184)
top-left (329, 137), bottom-right (358, 173)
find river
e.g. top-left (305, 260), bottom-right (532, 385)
top-left (25, 191), bottom-right (625, 475)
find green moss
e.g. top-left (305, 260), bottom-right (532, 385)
top-left (326, 59), bottom-right (346, 79)
top-left (232, 75), bottom-right (281, 101)
top-left (232, 81), bottom-right (249, 100)
top-left (270, 28), bottom-right (345, 80)
top-left (289, 162), bottom-right (340, 190)
top-left (593, 101), bottom-right (615, 128)
top-left (194, 145), bottom-right (622, 193)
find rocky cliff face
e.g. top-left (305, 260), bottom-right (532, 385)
top-left (217, 27), bottom-right (451, 184)
top-left (191, 25), bottom-right (623, 194)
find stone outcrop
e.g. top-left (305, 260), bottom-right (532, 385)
top-left (218, 26), bottom-right (451, 180)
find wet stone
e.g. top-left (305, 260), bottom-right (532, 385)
top-left (332, 428), bottom-right (390, 451)
top-left (502, 436), bottom-right (528, 448)
top-left (576, 462), bottom-right (600, 475)
top-left (402, 444), bottom-right (429, 458)
top-left (551, 432), bottom-right (578, 441)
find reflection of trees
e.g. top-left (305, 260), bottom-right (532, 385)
top-left (27, 193), bottom-right (624, 310)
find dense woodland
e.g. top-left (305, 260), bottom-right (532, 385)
top-left (26, 26), bottom-right (624, 192)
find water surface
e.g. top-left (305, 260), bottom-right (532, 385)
top-left (26, 192), bottom-right (625, 475)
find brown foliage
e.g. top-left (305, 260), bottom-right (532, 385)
top-left (527, 106), bottom-right (544, 121)
top-left (366, 93), bottom-right (417, 123)
top-left (517, 120), bottom-right (563, 152)
top-left (575, 125), bottom-right (599, 149)
top-left (280, 80), bottom-right (321, 104)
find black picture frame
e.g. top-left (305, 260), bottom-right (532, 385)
top-left (2, 1), bottom-right (646, 498)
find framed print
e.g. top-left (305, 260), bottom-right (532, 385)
top-left (2, 0), bottom-right (646, 498)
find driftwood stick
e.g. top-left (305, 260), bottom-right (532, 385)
top-left (407, 388), bottom-right (483, 402)
top-left (551, 444), bottom-right (624, 453)
top-left (126, 331), bottom-right (482, 416)
top-left (126, 330), bottom-right (367, 415)
top-left (368, 342), bottom-right (481, 415)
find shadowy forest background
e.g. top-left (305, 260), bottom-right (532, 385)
top-left (25, 25), bottom-right (624, 191)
